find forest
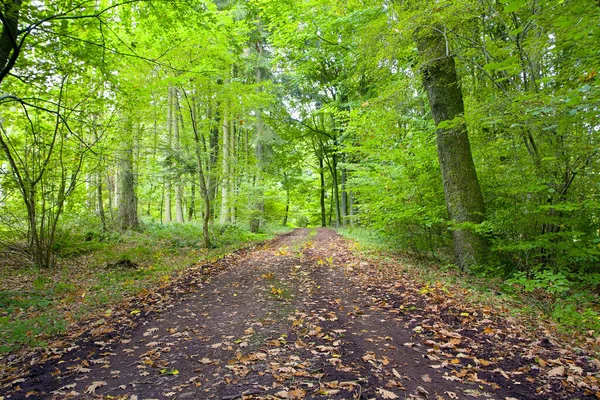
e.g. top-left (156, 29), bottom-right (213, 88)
top-left (1, 0), bottom-right (600, 395)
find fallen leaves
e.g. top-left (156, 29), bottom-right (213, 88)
top-left (377, 388), bottom-right (399, 399)
top-left (3, 229), bottom-right (599, 400)
top-left (548, 365), bottom-right (565, 377)
top-left (84, 381), bottom-right (106, 394)
top-left (275, 388), bottom-right (306, 399)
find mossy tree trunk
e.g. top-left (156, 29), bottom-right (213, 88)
top-left (118, 116), bottom-right (139, 230)
top-left (416, 26), bottom-right (488, 270)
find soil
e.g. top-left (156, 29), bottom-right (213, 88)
top-left (0, 228), bottom-right (598, 399)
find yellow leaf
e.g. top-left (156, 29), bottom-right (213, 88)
top-left (130, 309), bottom-right (141, 315)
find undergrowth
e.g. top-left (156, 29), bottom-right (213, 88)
top-left (0, 221), bottom-right (291, 354)
top-left (337, 227), bottom-right (600, 339)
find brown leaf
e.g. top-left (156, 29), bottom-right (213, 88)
top-left (276, 388), bottom-right (306, 399)
top-left (84, 381), bottom-right (106, 394)
top-left (548, 366), bottom-right (565, 377)
top-left (362, 353), bottom-right (376, 362)
top-left (377, 388), bottom-right (399, 399)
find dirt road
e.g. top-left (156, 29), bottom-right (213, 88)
top-left (1, 229), bottom-right (597, 399)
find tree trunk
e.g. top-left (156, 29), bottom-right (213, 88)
top-left (174, 87), bottom-right (185, 223)
top-left (416, 26), bottom-right (488, 270)
top-left (229, 118), bottom-right (236, 224)
top-left (106, 171), bottom-right (114, 221)
top-left (118, 117), bottom-right (139, 230)
top-left (0, 0), bottom-right (22, 85)
top-left (331, 150), bottom-right (341, 227)
top-left (282, 172), bottom-right (289, 226)
top-left (165, 86), bottom-right (173, 223)
top-left (97, 170), bottom-right (106, 231)
top-left (188, 181), bottom-right (195, 221)
top-left (220, 110), bottom-right (230, 224)
top-left (319, 157), bottom-right (326, 227)
top-left (189, 96), bottom-right (212, 247)
top-left (341, 166), bottom-right (347, 225)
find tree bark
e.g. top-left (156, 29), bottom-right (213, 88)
top-left (189, 96), bottom-right (212, 247)
top-left (319, 157), bottom-right (326, 227)
top-left (219, 110), bottom-right (230, 224)
top-left (0, 0), bottom-right (22, 85)
top-left (341, 166), bottom-right (348, 225)
top-left (174, 87), bottom-right (184, 223)
top-left (416, 26), bottom-right (488, 270)
top-left (118, 116), bottom-right (139, 230)
top-left (188, 181), bottom-right (195, 221)
top-left (165, 86), bottom-right (173, 222)
top-left (331, 149), bottom-right (341, 227)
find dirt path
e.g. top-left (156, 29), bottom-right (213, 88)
top-left (1, 229), bottom-right (598, 399)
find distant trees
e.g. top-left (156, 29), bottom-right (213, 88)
top-left (1, 0), bottom-right (598, 281)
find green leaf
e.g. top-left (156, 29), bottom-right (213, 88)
top-left (504, 0), bottom-right (525, 13)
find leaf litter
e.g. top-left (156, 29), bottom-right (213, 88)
top-left (0, 228), bottom-right (598, 399)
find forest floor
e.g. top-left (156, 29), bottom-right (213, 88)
top-left (0, 228), bottom-right (599, 400)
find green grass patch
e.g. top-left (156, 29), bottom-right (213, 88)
top-left (0, 222), bottom-right (291, 355)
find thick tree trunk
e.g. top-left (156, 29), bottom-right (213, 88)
top-left (118, 118), bottom-right (139, 230)
top-left (0, 0), bottom-right (22, 85)
top-left (416, 26), bottom-right (488, 270)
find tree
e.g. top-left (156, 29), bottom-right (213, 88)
top-left (117, 113), bottom-right (139, 230)
top-left (415, 25), bottom-right (488, 270)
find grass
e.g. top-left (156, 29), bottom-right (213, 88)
top-left (337, 226), bottom-right (600, 345)
top-left (0, 221), bottom-right (292, 355)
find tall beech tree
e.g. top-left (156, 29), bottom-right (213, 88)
top-left (416, 26), bottom-right (488, 270)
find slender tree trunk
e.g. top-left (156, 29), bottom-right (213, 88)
top-left (319, 157), bottom-right (326, 227)
top-left (209, 100), bottom-right (220, 211)
top-left (229, 118), bottom-right (236, 224)
top-left (416, 26), bottom-right (488, 270)
top-left (220, 110), bottom-right (230, 224)
top-left (282, 172), bottom-right (289, 226)
top-left (118, 116), bottom-right (139, 230)
top-left (188, 181), bottom-right (195, 221)
top-left (283, 195), bottom-right (290, 226)
top-left (188, 95), bottom-right (212, 247)
top-left (165, 86), bottom-right (173, 223)
top-left (341, 166), bottom-right (347, 225)
top-left (97, 171), bottom-right (106, 231)
top-left (106, 171), bottom-right (114, 221)
top-left (174, 87), bottom-right (184, 223)
top-left (331, 150), bottom-right (341, 227)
